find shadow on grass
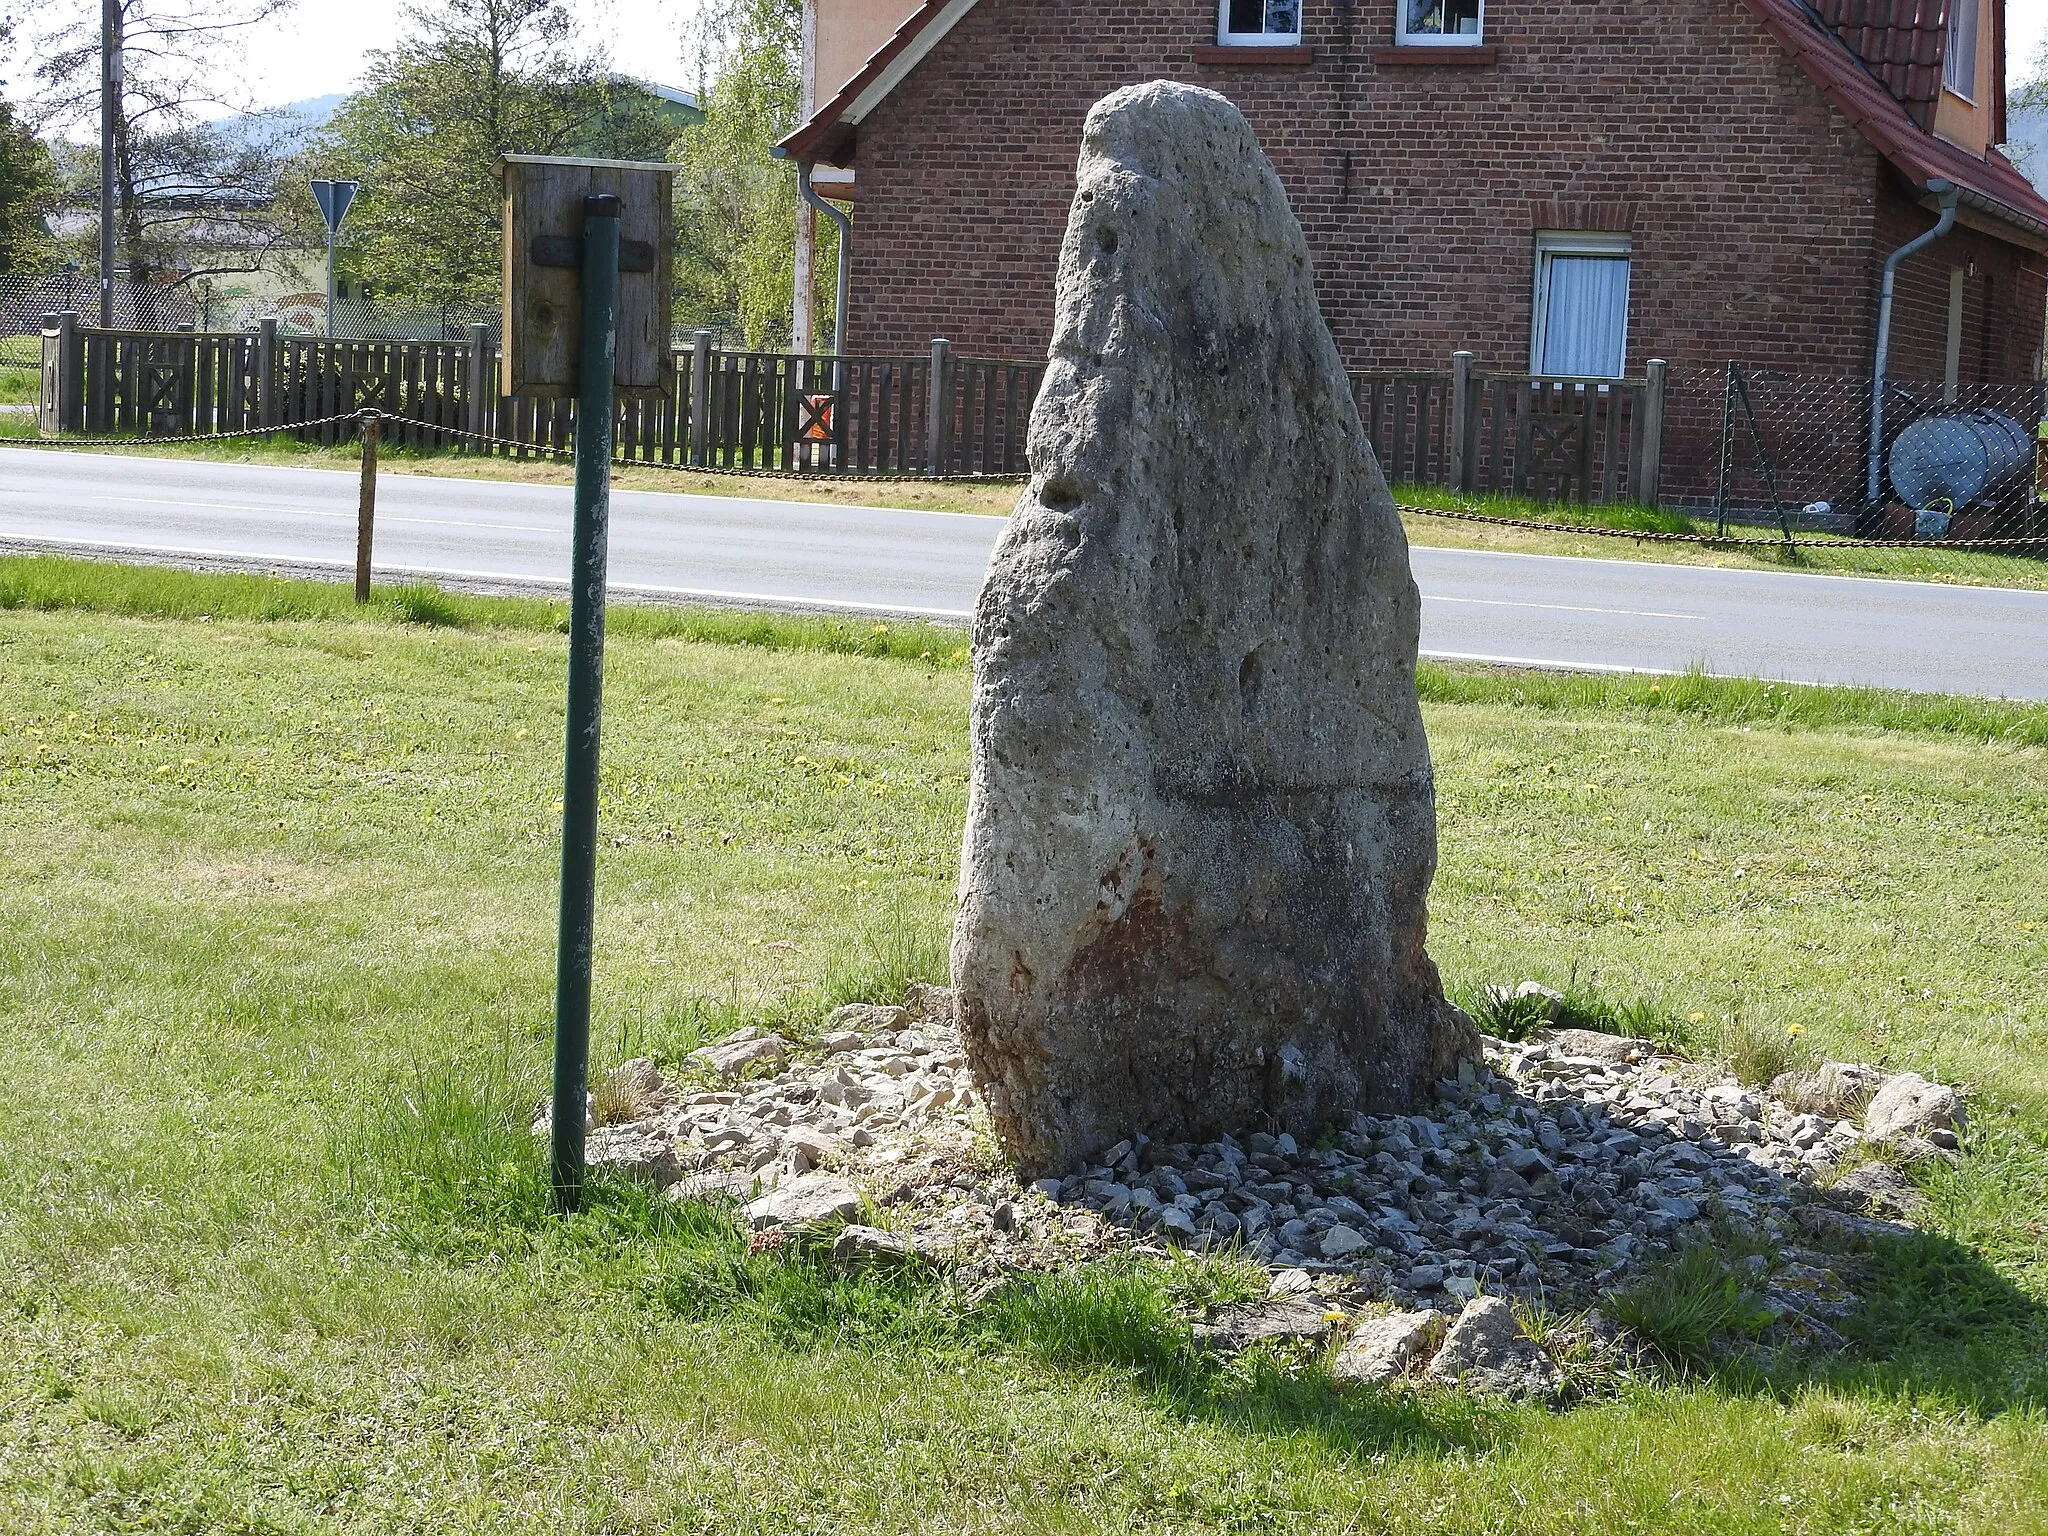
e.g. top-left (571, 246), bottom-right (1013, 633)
top-left (341, 1025), bottom-right (2047, 1469)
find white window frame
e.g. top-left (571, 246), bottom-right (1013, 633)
top-left (1943, 0), bottom-right (1978, 99)
top-left (1529, 231), bottom-right (1632, 379)
top-left (1394, 0), bottom-right (1485, 47)
top-left (1217, 0), bottom-right (1302, 47)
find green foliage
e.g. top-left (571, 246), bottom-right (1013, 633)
top-left (1458, 974), bottom-right (1686, 1048)
top-left (0, 552), bottom-right (972, 664)
top-left (320, 0), bottom-right (674, 306)
top-left (675, 0), bottom-right (828, 347)
top-left (1607, 1244), bottom-right (1780, 1371)
top-left (1414, 660), bottom-right (2048, 747)
top-left (0, 98), bottom-right (54, 273)
top-left (1718, 1008), bottom-right (1815, 1088)
top-left (1394, 481), bottom-right (1695, 535)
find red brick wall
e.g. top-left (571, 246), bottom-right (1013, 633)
top-left (841, 0), bottom-right (2041, 388)
top-left (1872, 175), bottom-right (2047, 385)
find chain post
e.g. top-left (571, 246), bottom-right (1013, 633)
top-left (355, 410), bottom-right (380, 603)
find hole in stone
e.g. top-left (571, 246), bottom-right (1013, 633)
top-left (1038, 477), bottom-right (1085, 512)
top-left (1097, 226), bottom-right (1118, 254)
top-left (1080, 189), bottom-right (1095, 201)
top-left (1239, 643), bottom-right (1271, 718)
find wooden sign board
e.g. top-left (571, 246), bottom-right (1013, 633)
top-left (500, 154), bottom-right (677, 398)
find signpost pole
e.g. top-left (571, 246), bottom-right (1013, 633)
top-left (548, 192), bottom-right (622, 1215)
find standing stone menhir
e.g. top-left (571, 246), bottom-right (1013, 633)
top-left (952, 80), bottom-right (1477, 1178)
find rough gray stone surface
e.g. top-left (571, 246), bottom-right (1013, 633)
top-left (1193, 1296), bottom-right (1342, 1352)
top-left (1825, 1160), bottom-right (1924, 1220)
top-left (950, 79), bottom-right (1474, 1178)
top-left (742, 1173), bottom-right (863, 1231)
top-left (1332, 1311), bottom-right (1443, 1385)
top-left (1863, 1072), bottom-right (1967, 1143)
top-left (1421, 1296), bottom-right (1563, 1399)
top-left (583, 1125), bottom-right (680, 1188)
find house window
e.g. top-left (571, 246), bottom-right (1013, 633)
top-left (1531, 233), bottom-right (1631, 377)
top-left (1944, 0), bottom-right (1978, 98)
top-left (1396, 0), bottom-right (1483, 45)
top-left (1219, 0), bottom-right (1301, 46)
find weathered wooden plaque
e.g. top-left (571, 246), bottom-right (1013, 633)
top-left (500, 155), bottom-right (677, 398)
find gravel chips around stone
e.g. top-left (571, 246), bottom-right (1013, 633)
top-left (540, 985), bottom-right (1966, 1391)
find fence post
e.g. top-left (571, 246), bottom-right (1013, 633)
top-left (1447, 350), bottom-right (1473, 492)
top-left (465, 322), bottom-right (492, 448)
top-left (926, 337), bottom-right (952, 473)
top-left (40, 312), bottom-right (83, 436)
top-left (356, 412), bottom-right (380, 603)
top-left (690, 329), bottom-right (712, 466)
top-left (1635, 357), bottom-right (1668, 508)
top-left (256, 316), bottom-right (278, 429)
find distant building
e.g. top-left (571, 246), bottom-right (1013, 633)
top-left (780, 0), bottom-right (2048, 398)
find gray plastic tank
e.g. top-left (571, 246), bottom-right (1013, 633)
top-left (1888, 408), bottom-right (2031, 508)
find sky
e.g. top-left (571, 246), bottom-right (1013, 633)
top-left (235, 0), bottom-right (701, 110)
top-left (20, 0), bottom-right (2048, 119)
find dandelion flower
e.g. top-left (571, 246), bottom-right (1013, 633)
top-left (1689, 1012), bottom-right (1705, 1023)
top-left (1786, 1023), bottom-right (1806, 1037)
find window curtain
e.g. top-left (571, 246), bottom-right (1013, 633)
top-left (1540, 255), bottom-right (1629, 377)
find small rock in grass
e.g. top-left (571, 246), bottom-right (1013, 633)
top-left (1331, 1311), bottom-right (1444, 1385)
top-left (1824, 1161), bottom-right (1923, 1221)
top-left (1422, 1296), bottom-right (1564, 1400)
top-left (664, 1169), bottom-right (759, 1204)
top-left (1267, 1268), bottom-right (1315, 1299)
top-left (1534, 1028), bottom-right (1658, 1064)
top-left (902, 983), bottom-right (957, 1026)
top-left (1863, 1072), bottom-right (1966, 1143)
top-left (830, 1224), bottom-right (936, 1269)
top-left (742, 1172), bottom-right (862, 1231)
top-left (584, 1125), bottom-right (680, 1188)
top-left (1194, 1296), bottom-right (1342, 1352)
top-left (825, 1003), bottom-right (907, 1034)
top-left (691, 1029), bottom-right (789, 1077)
top-left (1793, 1204), bottom-right (1917, 1248)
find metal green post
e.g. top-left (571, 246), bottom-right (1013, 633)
top-left (550, 192), bottom-right (622, 1214)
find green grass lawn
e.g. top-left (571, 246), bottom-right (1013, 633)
top-left (1, 555), bottom-right (2045, 1533)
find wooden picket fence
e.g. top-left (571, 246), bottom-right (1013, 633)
top-left (38, 314), bottom-right (1666, 503)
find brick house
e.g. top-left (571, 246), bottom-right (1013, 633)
top-left (780, 0), bottom-right (2048, 427)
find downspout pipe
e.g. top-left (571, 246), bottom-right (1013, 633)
top-left (797, 160), bottom-right (852, 363)
top-left (1866, 179), bottom-right (1959, 519)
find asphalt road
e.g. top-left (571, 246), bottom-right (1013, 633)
top-left (5, 446), bottom-right (2048, 699)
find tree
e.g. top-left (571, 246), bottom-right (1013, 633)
top-left (0, 98), bottom-right (55, 271)
top-left (12, 0), bottom-right (304, 293)
top-left (320, 0), bottom-right (673, 307)
top-left (674, 0), bottom-right (837, 349)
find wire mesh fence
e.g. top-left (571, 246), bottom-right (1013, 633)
top-left (1660, 364), bottom-right (2048, 538)
top-left (0, 272), bottom-right (200, 334)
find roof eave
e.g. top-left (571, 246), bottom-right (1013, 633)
top-left (775, 0), bottom-right (981, 165)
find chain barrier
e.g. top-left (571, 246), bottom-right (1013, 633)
top-left (7, 407), bottom-right (2046, 552)
top-left (0, 411), bottom-right (371, 450)
top-left (1393, 501), bottom-right (2048, 553)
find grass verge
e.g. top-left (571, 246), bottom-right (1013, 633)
top-left (1, 560), bottom-right (2045, 1531)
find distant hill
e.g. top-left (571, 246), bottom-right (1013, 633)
top-left (206, 94), bottom-right (344, 145)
